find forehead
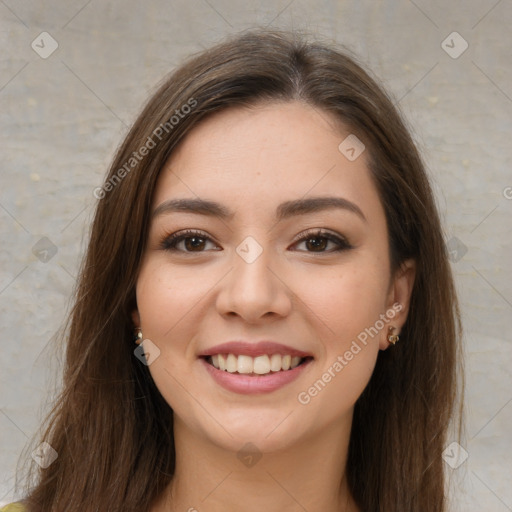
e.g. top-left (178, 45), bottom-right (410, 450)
top-left (154, 101), bottom-right (383, 222)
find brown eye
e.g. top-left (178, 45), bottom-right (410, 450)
top-left (304, 236), bottom-right (329, 252)
top-left (161, 230), bottom-right (220, 253)
top-left (292, 230), bottom-right (352, 253)
top-left (183, 236), bottom-right (206, 251)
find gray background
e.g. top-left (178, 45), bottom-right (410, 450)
top-left (1, 1), bottom-right (511, 510)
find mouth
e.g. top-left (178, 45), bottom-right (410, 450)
top-left (202, 353), bottom-right (314, 376)
top-left (199, 341), bottom-right (314, 393)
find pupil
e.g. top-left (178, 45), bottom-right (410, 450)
top-left (307, 237), bottom-right (326, 251)
top-left (186, 237), bottom-right (205, 251)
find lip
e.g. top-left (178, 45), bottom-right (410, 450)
top-left (201, 357), bottom-right (313, 394)
top-left (199, 341), bottom-right (312, 358)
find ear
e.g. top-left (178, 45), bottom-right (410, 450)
top-left (131, 308), bottom-right (141, 328)
top-left (379, 258), bottom-right (416, 350)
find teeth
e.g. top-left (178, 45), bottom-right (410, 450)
top-left (209, 353), bottom-right (304, 375)
top-left (237, 355), bottom-right (253, 374)
top-left (226, 353), bottom-right (238, 372)
top-left (270, 354), bottom-right (282, 372)
top-left (253, 355), bottom-right (270, 375)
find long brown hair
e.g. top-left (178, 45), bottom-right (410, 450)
top-left (22, 29), bottom-right (463, 511)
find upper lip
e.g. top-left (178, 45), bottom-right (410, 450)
top-left (199, 341), bottom-right (312, 358)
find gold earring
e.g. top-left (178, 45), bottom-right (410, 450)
top-left (134, 327), bottom-right (143, 345)
top-left (387, 326), bottom-right (399, 345)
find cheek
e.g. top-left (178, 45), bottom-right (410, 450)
top-left (291, 256), bottom-right (388, 410)
top-left (293, 256), bottom-right (390, 342)
top-left (297, 343), bottom-right (379, 422)
top-left (134, 259), bottom-right (219, 412)
top-left (134, 261), bottom-right (196, 413)
top-left (136, 259), bottom-right (210, 340)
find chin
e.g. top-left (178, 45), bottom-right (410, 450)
top-left (195, 410), bottom-right (309, 455)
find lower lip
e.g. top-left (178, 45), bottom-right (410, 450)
top-left (201, 357), bottom-right (313, 394)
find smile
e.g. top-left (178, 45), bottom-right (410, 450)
top-left (199, 341), bottom-right (314, 393)
top-left (206, 353), bottom-right (308, 375)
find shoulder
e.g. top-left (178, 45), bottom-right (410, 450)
top-left (0, 504), bottom-right (27, 512)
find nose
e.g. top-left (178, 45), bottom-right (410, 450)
top-left (215, 245), bottom-right (293, 324)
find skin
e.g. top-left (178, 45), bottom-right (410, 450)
top-left (132, 101), bottom-right (415, 512)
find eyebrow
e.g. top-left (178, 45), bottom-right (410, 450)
top-left (152, 196), bottom-right (367, 223)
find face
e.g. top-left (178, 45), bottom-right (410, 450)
top-left (132, 101), bottom-right (414, 453)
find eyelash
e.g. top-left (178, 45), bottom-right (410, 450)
top-left (160, 228), bottom-right (353, 254)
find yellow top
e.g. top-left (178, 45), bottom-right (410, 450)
top-left (0, 504), bottom-right (26, 512)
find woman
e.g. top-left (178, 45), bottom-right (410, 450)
top-left (4, 29), bottom-right (462, 511)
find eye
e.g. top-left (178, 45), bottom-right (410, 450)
top-left (160, 229), bottom-right (220, 253)
top-left (160, 228), bottom-right (352, 254)
top-left (291, 229), bottom-right (353, 253)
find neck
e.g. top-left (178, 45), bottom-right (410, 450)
top-left (153, 414), bottom-right (360, 512)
